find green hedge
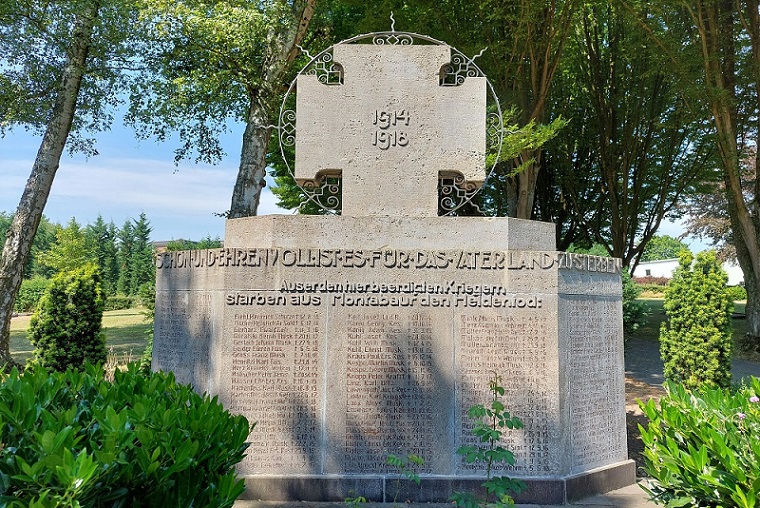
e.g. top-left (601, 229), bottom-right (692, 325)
top-left (103, 294), bottom-right (137, 311)
top-left (726, 285), bottom-right (748, 302)
top-left (640, 379), bottom-right (760, 507)
top-left (637, 283), bottom-right (667, 295)
top-left (13, 276), bottom-right (50, 313)
top-left (0, 363), bottom-right (252, 507)
top-left (623, 271), bottom-right (649, 334)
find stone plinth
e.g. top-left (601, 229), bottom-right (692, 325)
top-left (153, 215), bottom-right (633, 504)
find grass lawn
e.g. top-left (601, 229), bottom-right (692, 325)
top-left (9, 308), bottom-right (151, 365)
top-left (629, 298), bottom-right (752, 359)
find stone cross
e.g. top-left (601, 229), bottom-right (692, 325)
top-left (295, 43), bottom-right (487, 217)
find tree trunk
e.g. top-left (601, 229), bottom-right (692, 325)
top-left (743, 268), bottom-right (760, 345)
top-left (228, 0), bottom-right (316, 218)
top-left (0, 3), bottom-right (99, 368)
top-left (699, 0), bottom-right (760, 346)
top-left (229, 103), bottom-right (272, 219)
top-left (515, 156), bottom-right (540, 219)
top-left (742, 0), bottom-right (760, 344)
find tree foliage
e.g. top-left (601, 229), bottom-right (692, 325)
top-left (0, 0), bottom-right (131, 150)
top-left (128, 212), bottom-right (155, 295)
top-left (0, 212), bottom-right (57, 279)
top-left (683, 149), bottom-right (757, 262)
top-left (641, 235), bottom-right (690, 262)
top-left (166, 236), bottom-right (222, 251)
top-left (660, 250), bottom-right (733, 389)
top-left (85, 215), bottom-right (121, 295)
top-left (37, 218), bottom-right (96, 274)
top-left (27, 264), bottom-right (107, 372)
top-left (128, 0), bottom-right (317, 218)
top-left (541, 0), bottom-right (714, 263)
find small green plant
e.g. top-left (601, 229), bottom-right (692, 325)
top-left (660, 250), bottom-right (733, 389)
top-left (640, 379), bottom-right (760, 507)
top-left (344, 489), bottom-right (367, 508)
top-left (451, 372), bottom-right (527, 508)
top-left (386, 453), bottom-right (424, 502)
top-left (27, 263), bottom-right (107, 371)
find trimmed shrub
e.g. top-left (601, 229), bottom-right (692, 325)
top-left (13, 276), bottom-right (50, 313)
top-left (623, 271), bottom-right (649, 335)
top-left (0, 363), bottom-right (251, 507)
top-left (640, 380), bottom-right (760, 507)
top-left (27, 264), bottom-right (107, 371)
top-left (726, 285), bottom-right (748, 302)
top-left (103, 293), bottom-right (136, 311)
top-left (660, 251), bottom-right (733, 389)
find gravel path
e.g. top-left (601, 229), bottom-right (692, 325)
top-left (625, 336), bottom-right (760, 386)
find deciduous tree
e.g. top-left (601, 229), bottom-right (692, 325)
top-left (542, 0), bottom-right (714, 267)
top-left (662, 0), bottom-right (760, 347)
top-left (37, 218), bottom-right (96, 274)
top-left (0, 0), bottom-right (132, 368)
top-left (641, 235), bottom-right (691, 262)
top-left (128, 0), bottom-right (317, 218)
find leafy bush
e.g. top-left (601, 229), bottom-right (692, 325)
top-left (623, 271), bottom-right (649, 335)
top-left (27, 264), bottom-right (107, 372)
top-left (102, 293), bottom-right (136, 311)
top-left (639, 379), bottom-right (760, 507)
top-left (726, 285), bottom-right (748, 302)
top-left (13, 276), bottom-right (50, 313)
top-left (660, 251), bottom-right (733, 389)
top-left (0, 363), bottom-right (251, 507)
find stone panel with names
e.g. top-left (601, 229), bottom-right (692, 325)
top-left (325, 309), bottom-right (454, 474)
top-left (561, 296), bottom-right (626, 473)
top-left (221, 308), bottom-right (323, 474)
top-left (154, 236), bottom-right (628, 491)
top-left (153, 290), bottom-right (217, 392)
top-left (455, 308), bottom-right (561, 476)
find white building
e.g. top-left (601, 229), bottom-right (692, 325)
top-left (632, 258), bottom-right (745, 286)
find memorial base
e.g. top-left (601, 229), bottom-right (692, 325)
top-left (238, 460), bottom-right (636, 504)
top-left (154, 215), bottom-right (632, 506)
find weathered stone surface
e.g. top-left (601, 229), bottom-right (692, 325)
top-left (295, 44), bottom-right (486, 217)
top-left (153, 215), bottom-right (630, 501)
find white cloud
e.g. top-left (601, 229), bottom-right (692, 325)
top-left (1, 153), bottom-right (290, 241)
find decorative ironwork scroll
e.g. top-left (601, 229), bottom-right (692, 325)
top-left (440, 50), bottom-right (480, 87)
top-left (303, 50), bottom-right (344, 85)
top-left (439, 173), bottom-right (484, 215)
top-left (298, 175), bottom-right (342, 214)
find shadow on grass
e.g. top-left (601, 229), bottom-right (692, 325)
top-left (9, 309), bottom-right (150, 366)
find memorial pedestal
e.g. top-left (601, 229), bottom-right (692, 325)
top-left (153, 215), bottom-right (634, 505)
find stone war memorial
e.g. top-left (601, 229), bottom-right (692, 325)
top-left (153, 29), bottom-right (634, 505)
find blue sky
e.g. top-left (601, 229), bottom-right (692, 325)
top-left (1, 120), bottom-right (289, 242)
